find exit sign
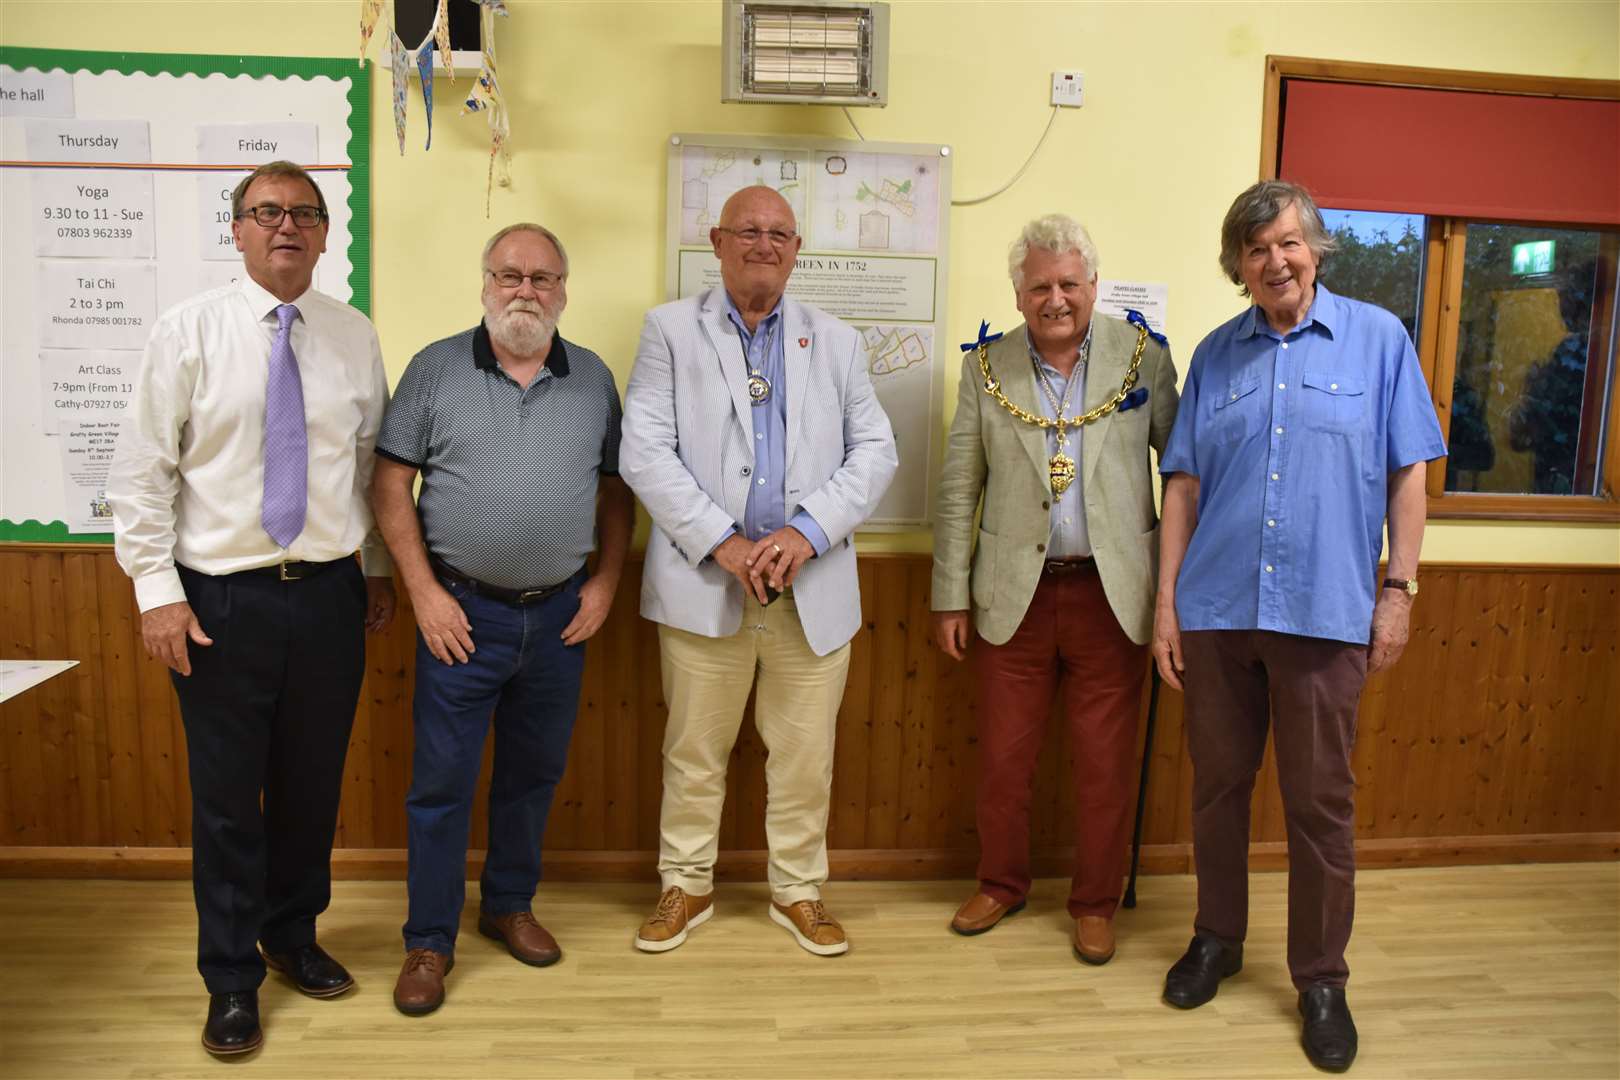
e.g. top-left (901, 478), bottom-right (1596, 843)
top-left (1511, 240), bottom-right (1555, 276)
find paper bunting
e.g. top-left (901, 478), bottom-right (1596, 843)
top-left (434, 0), bottom-right (457, 81)
top-left (358, 0), bottom-right (385, 67)
top-left (389, 28), bottom-right (410, 156)
top-left (462, 0), bottom-right (513, 214)
top-left (416, 40), bottom-right (435, 150)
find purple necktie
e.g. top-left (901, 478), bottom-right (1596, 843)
top-left (262, 303), bottom-right (307, 548)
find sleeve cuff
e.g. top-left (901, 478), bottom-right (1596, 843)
top-left (705, 524), bottom-right (738, 560)
top-left (789, 511), bottom-right (830, 556)
top-left (133, 569), bottom-right (187, 613)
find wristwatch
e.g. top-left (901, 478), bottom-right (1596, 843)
top-left (1382, 577), bottom-right (1418, 597)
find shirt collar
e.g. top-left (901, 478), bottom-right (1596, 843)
top-left (721, 291), bottom-right (783, 339)
top-left (1023, 321), bottom-right (1092, 375)
top-left (239, 273), bottom-right (313, 323)
top-left (474, 320), bottom-right (570, 377)
top-left (1239, 282), bottom-right (1339, 342)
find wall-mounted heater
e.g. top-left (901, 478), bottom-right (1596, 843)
top-left (721, 0), bottom-right (890, 107)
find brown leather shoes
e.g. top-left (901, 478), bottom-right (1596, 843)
top-left (950, 892), bottom-right (1027, 936)
top-left (393, 948), bottom-right (453, 1016)
top-left (478, 910), bottom-right (561, 967)
top-left (770, 899), bottom-right (849, 956)
top-left (1073, 915), bottom-right (1116, 965)
top-left (635, 886), bottom-right (714, 953)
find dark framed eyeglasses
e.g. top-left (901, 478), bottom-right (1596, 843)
top-left (716, 226), bottom-right (798, 248)
top-left (237, 204), bottom-right (327, 228)
top-left (485, 268), bottom-right (565, 291)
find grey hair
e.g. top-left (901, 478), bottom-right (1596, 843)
top-left (1008, 214), bottom-right (1100, 290)
top-left (231, 160), bottom-right (327, 219)
top-left (1218, 180), bottom-right (1337, 296)
top-left (481, 222), bottom-right (570, 278)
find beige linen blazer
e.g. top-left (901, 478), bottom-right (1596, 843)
top-left (932, 314), bottom-right (1180, 646)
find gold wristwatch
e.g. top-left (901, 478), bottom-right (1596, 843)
top-left (1382, 577), bottom-right (1418, 597)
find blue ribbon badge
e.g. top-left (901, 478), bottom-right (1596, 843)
top-left (1124, 308), bottom-right (1168, 348)
top-left (960, 320), bottom-right (1004, 353)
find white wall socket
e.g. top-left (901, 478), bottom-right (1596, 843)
top-left (1051, 70), bottom-right (1084, 108)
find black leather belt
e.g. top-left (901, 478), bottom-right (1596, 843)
top-left (431, 556), bottom-right (571, 605)
top-left (1043, 556), bottom-right (1096, 575)
top-left (234, 557), bottom-right (349, 581)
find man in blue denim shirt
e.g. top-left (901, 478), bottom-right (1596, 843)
top-left (1153, 181), bottom-right (1446, 1073)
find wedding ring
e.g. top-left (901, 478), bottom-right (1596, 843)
top-left (773, 543), bottom-right (782, 554)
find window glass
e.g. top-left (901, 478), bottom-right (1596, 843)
top-left (1447, 226), bottom-right (1610, 495)
top-left (1319, 209), bottom-right (1426, 345)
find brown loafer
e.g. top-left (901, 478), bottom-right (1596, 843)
top-left (393, 948), bottom-right (453, 1016)
top-left (950, 892), bottom-right (1027, 936)
top-left (1073, 915), bottom-right (1116, 965)
top-left (478, 910), bottom-right (561, 967)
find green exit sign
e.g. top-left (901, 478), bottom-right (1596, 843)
top-left (1511, 240), bottom-right (1555, 276)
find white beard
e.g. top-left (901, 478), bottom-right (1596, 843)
top-left (486, 299), bottom-right (559, 356)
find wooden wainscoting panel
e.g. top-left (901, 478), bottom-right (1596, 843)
top-left (0, 547), bottom-right (1615, 877)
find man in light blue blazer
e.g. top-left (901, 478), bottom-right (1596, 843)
top-left (621, 185), bottom-right (896, 957)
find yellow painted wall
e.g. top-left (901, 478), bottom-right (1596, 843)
top-left (5, 0), bottom-right (1618, 565)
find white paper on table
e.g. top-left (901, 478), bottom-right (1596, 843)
top-left (0, 660), bottom-right (80, 703)
top-left (38, 260), bottom-right (157, 350)
top-left (24, 117), bottom-right (150, 162)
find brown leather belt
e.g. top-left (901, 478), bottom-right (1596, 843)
top-left (431, 555), bottom-right (572, 605)
top-left (233, 557), bottom-right (350, 582)
top-left (1043, 556), bottom-right (1096, 575)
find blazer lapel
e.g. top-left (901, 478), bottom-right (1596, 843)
top-left (784, 300), bottom-right (810, 472)
top-left (990, 328), bottom-right (1051, 483)
top-left (1082, 315), bottom-right (1129, 489)
top-left (697, 291), bottom-right (754, 439)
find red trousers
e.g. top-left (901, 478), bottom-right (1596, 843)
top-left (971, 563), bottom-right (1148, 918)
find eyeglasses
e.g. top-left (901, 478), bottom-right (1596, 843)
top-left (485, 269), bottom-right (565, 291)
top-left (716, 227), bottom-right (798, 248)
top-left (236, 204), bottom-right (327, 228)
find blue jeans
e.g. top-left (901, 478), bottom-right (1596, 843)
top-left (402, 571), bottom-right (586, 954)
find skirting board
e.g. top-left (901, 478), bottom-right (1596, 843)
top-left (1, 834), bottom-right (1615, 880)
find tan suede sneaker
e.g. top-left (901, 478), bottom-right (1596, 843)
top-left (769, 899), bottom-right (849, 956)
top-left (393, 948), bottom-right (453, 1016)
top-left (634, 886), bottom-right (713, 953)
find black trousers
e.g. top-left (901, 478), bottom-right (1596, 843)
top-left (172, 560), bottom-right (366, 993)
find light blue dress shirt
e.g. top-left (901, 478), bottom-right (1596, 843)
top-left (1025, 327), bottom-right (1091, 558)
top-left (1159, 284), bottom-right (1446, 645)
top-left (710, 294), bottom-right (829, 556)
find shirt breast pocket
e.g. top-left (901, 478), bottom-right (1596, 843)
top-left (1300, 372), bottom-right (1365, 434)
top-left (1212, 377), bottom-right (1261, 446)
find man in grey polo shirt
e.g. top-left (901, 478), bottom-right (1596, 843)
top-left (371, 222), bottom-right (632, 1016)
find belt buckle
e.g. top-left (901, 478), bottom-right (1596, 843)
top-left (279, 561), bottom-right (296, 582)
top-left (517, 585), bottom-right (547, 604)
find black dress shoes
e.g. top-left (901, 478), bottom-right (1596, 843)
top-left (1162, 934), bottom-right (1244, 1009)
top-left (1299, 985), bottom-right (1358, 1071)
top-left (202, 991), bottom-right (262, 1056)
top-left (261, 942), bottom-right (356, 998)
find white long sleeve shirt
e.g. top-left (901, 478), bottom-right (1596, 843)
top-left (108, 274), bottom-right (392, 612)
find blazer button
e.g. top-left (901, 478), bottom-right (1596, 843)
top-left (1042, 500), bottom-right (1050, 510)
top-left (1036, 543), bottom-right (1045, 553)
top-left (741, 466), bottom-right (752, 477)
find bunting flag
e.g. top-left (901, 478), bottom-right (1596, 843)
top-left (462, 0), bottom-right (513, 213)
top-left (358, 0), bottom-right (385, 66)
top-left (416, 40), bottom-right (435, 150)
top-left (433, 0), bottom-right (457, 81)
top-left (389, 28), bottom-right (410, 156)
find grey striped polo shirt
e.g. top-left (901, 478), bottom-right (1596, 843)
top-left (377, 322), bottom-right (622, 590)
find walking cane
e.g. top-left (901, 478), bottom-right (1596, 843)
top-left (1121, 666), bottom-right (1162, 909)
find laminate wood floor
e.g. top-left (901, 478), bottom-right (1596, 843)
top-left (0, 864), bottom-right (1615, 1079)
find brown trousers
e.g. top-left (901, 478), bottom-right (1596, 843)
top-left (1180, 629), bottom-right (1368, 990)
top-left (972, 564), bottom-right (1148, 918)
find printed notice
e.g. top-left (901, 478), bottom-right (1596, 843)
top-left (24, 117), bottom-right (151, 163)
top-left (40, 348), bottom-right (136, 416)
top-left (1096, 280), bottom-right (1169, 337)
top-left (32, 170), bottom-right (155, 258)
top-left (54, 411), bottom-right (123, 531)
top-left (677, 250), bottom-right (936, 323)
top-left (0, 66), bottom-right (74, 117)
top-left (38, 261), bottom-right (156, 350)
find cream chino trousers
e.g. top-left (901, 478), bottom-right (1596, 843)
top-left (656, 590), bottom-right (851, 904)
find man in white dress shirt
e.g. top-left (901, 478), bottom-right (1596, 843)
top-left (108, 161), bottom-right (395, 1057)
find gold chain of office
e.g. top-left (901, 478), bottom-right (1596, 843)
top-left (976, 323), bottom-right (1151, 496)
top-left (975, 322), bottom-right (1150, 429)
